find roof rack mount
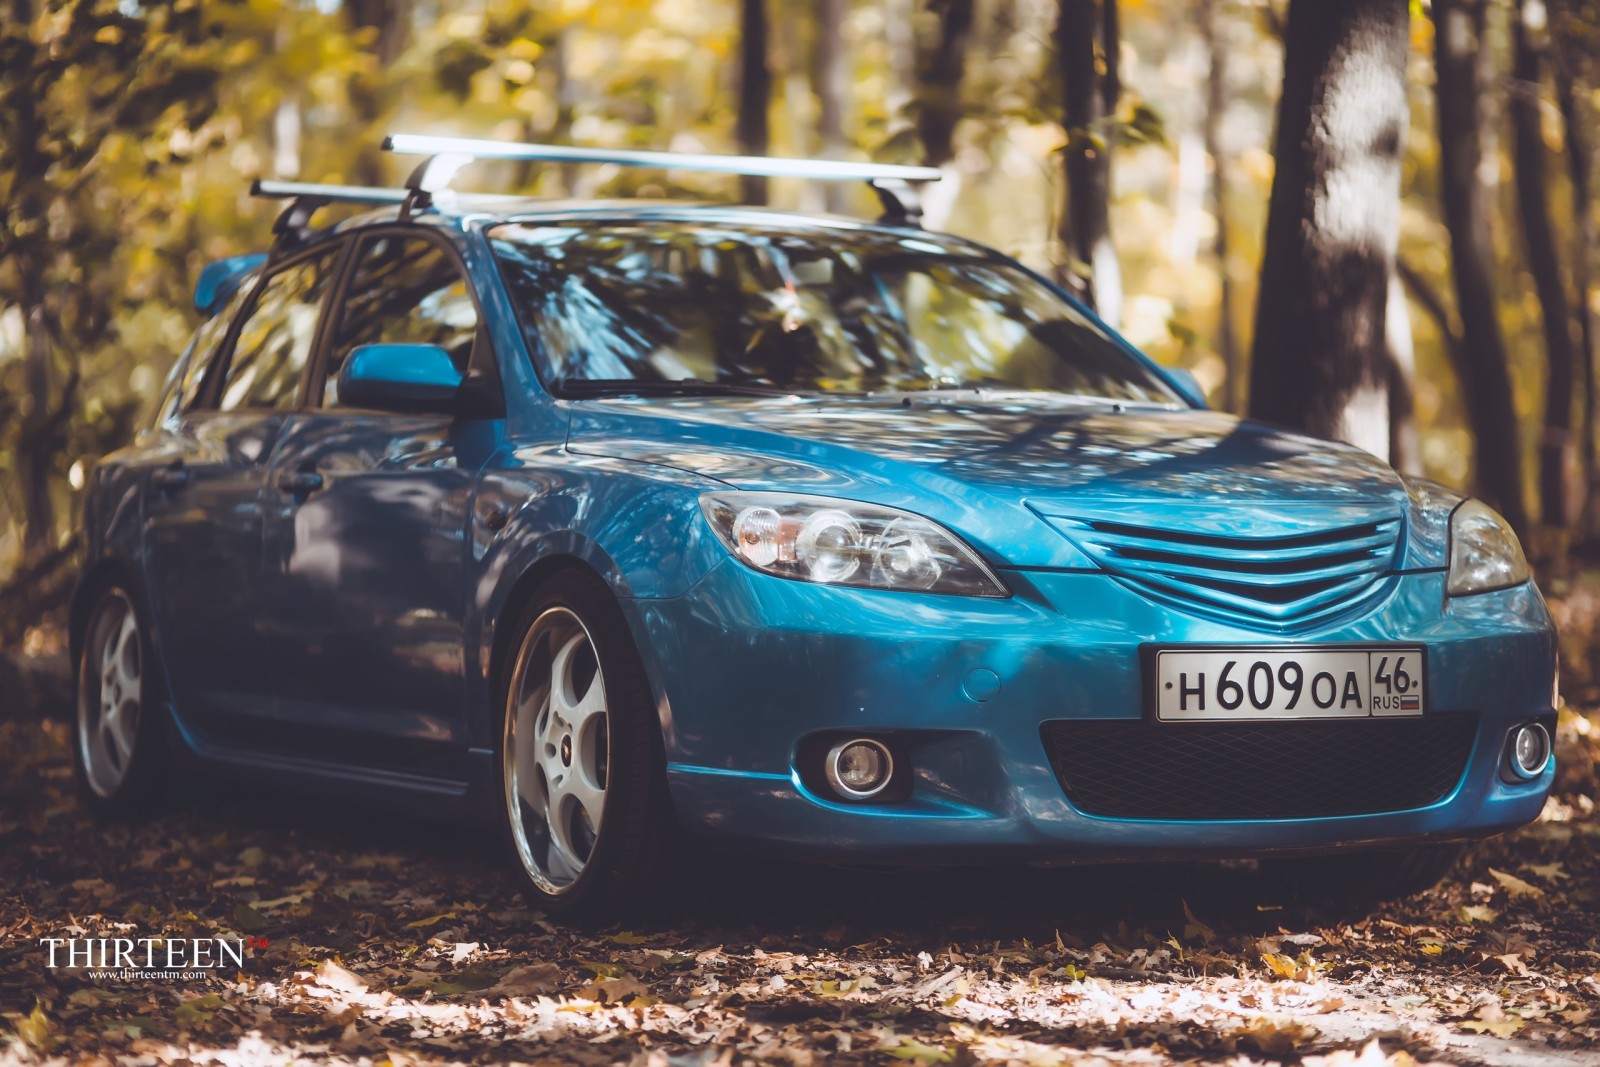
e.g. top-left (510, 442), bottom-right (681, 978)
top-left (381, 133), bottom-right (941, 225)
top-left (250, 179), bottom-right (412, 251)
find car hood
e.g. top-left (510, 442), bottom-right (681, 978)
top-left (565, 395), bottom-right (1412, 569)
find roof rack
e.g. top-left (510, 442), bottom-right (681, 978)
top-left (381, 133), bottom-right (941, 226)
top-left (251, 179), bottom-right (412, 250)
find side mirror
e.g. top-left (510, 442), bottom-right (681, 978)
top-left (337, 343), bottom-right (464, 413)
top-left (193, 253), bottom-right (267, 316)
top-left (1164, 366), bottom-right (1209, 409)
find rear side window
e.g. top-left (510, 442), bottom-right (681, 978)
top-left (151, 281), bottom-right (254, 427)
top-left (218, 250), bottom-right (341, 412)
top-left (323, 235), bottom-right (479, 407)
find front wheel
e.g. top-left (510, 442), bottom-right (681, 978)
top-left (496, 570), bottom-right (672, 921)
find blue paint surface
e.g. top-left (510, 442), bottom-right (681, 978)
top-left (77, 198), bottom-right (1557, 865)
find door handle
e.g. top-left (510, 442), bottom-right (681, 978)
top-left (150, 462), bottom-right (188, 491)
top-left (276, 470), bottom-right (324, 495)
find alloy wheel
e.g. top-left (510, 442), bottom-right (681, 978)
top-left (78, 591), bottom-right (143, 799)
top-left (503, 606), bottom-right (611, 895)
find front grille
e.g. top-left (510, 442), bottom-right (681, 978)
top-left (1040, 715), bottom-right (1477, 820)
top-left (1057, 516), bottom-right (1403, 630)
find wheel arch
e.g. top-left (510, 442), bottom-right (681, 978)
top-left (478, 545), bottom-right (679, 765)
top-left (70, 556), bottom-right (149, 678)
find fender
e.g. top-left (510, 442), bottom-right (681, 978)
top-left (463, 445), bottom-right (730, 758)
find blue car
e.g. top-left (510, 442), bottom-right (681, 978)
top-left (73, 137), bottom-right (1557, 918)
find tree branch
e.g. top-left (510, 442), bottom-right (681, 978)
top-left (1396, 256), bottom-right (1470, 386)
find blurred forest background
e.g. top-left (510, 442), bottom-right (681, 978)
top-left (4, 0), bottom-right (1600, 649)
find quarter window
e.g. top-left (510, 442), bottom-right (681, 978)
top-left (324, 236), bottom-right (479, 406)
top-left (218, 250), bottom-right (340, 412)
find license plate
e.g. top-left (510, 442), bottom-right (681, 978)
top-left (1154, 647), bottom-right (1426, 722)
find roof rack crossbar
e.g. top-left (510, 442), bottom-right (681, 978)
top-left (382, 134), bottom-right (942, 184)
top-left (250, 179), bottom-right (411, 205)
top-left (251, 179), bottom-right (413, 251)
top-left (382, 133), bottom-right (940, 226)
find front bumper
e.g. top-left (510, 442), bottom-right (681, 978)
top-left (628, 560), bottom-right (1557, 865)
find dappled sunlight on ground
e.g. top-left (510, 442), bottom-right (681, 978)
top-left (1, 707), bottom-right (1598, 1065)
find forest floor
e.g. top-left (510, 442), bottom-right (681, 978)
top-left (3, 641), bottom-right (1600, 1065)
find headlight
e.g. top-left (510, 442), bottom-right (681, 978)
top-left (1447, 499), bottom-right (1531, 596)
top-left (699, 492), bottom-right (1007, 597)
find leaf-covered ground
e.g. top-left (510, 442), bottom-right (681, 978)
top-left (2, 704), bottom-right (1599, 1066)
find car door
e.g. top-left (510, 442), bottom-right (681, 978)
top-left (142, 242), bottom-right (345, 737)
top-left (258, 229), bottom-right (500, 777)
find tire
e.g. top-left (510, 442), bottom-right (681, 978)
top-left (72, 584), bottom-right (170, 818)
top-left (495, 569), bottom-right (673, 922)
top-left (1261, 843), bottom-right (1465, 908)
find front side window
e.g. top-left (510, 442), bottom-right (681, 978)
top-left (488, 220), bottom-right (1179, 403)
top-left (324, 235), bottom-right (479, 406)
top-left (218, 249), bottom-right (341, 412)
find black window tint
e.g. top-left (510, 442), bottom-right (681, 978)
top-left (176, 282), bottom-right (253, 415)
top-left (325, 235), bottom-right (478, 406)
top-left (218, 251), bottom-right (339, 412)
top-left (487, 221), bottom-right (1179, 403)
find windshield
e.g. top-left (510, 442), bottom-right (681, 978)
top-left (488, 220), bottom-right (1181, 403)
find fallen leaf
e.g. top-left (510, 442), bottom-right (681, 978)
top-left (13, 1004), bottom-right (56, 1052)
top-left (174, 993), bottom-right (223, 1029)
top-left (1488, 868), bottom-right (1544, 899)
top-left (1260, 952), bottom-right (1301, 980)
top-left (882, 1036), bottom-right (954, 1063)
top-left (315, 960), bottom-right (369, 993)
top-left (1461, 1017), bottom-right (1524, 1037)
top-left (575, 976), bottom-right (646, 1004)
top-left (1231, 1018), bottom-right (1315, 1056)
top-left (1452, 904), bottom-right (1499, 924)
top-left (232, 902), bottom-right (267, 934)
top-left (490, 963), bottom-right (562, 997)
top-left (1525, 862), bottom-right (1568, 882)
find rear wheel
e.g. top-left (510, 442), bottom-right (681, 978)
top-left (1262, 843), bottom-right (1465, 907)
top-left (73, 585), bottom-right (168, 817)
top-left (497, 570), bottom-right (671, 921)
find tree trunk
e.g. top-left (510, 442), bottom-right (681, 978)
top-left (1199, 0), bottom-right (1238, 412)
top-left (1386, 265), bottom-right (1422, 475)
top-left (346, 0), bottom-right (410, 187)
top-left (812, 0), bottom-right (849, 213)
top-left (1433, 0), bottom-right (1530, 534)
top-left (737, 0), bottom-right (773, 204)
top-left (346, 0), bottom-right (408, 64)
top-left (1247, 0), bottom-right (1408, 462)
top-left (1551, 0), bottom-right (1599, 533)
top-left (885, 0), bottom-right (916, 138)
top-left (9, 0), bottom-right (55, 550)
top-left (1055, 0), bottom-right (1122, 326)
top-left (1511, 0), bottom-right (1580, 528)
top-left (915, 0), bottom-right (975, 167)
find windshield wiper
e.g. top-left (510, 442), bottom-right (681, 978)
top-left (553, 378), bottom-right (812, 399)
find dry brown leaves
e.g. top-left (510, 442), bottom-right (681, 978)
top-left (1, 697), bottom-right (1599, 1065)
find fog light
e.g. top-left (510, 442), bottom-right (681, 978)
top-left (1508, 722), bottom-right (1551, 779)
top-left (824, 738), bottom-right (894, 800)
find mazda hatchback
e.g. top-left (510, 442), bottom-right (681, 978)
top-left (73, 137), bottom-right (1557, 918)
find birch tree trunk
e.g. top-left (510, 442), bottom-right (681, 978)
top-left (1247, 0), bottom-right (1409, 462)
